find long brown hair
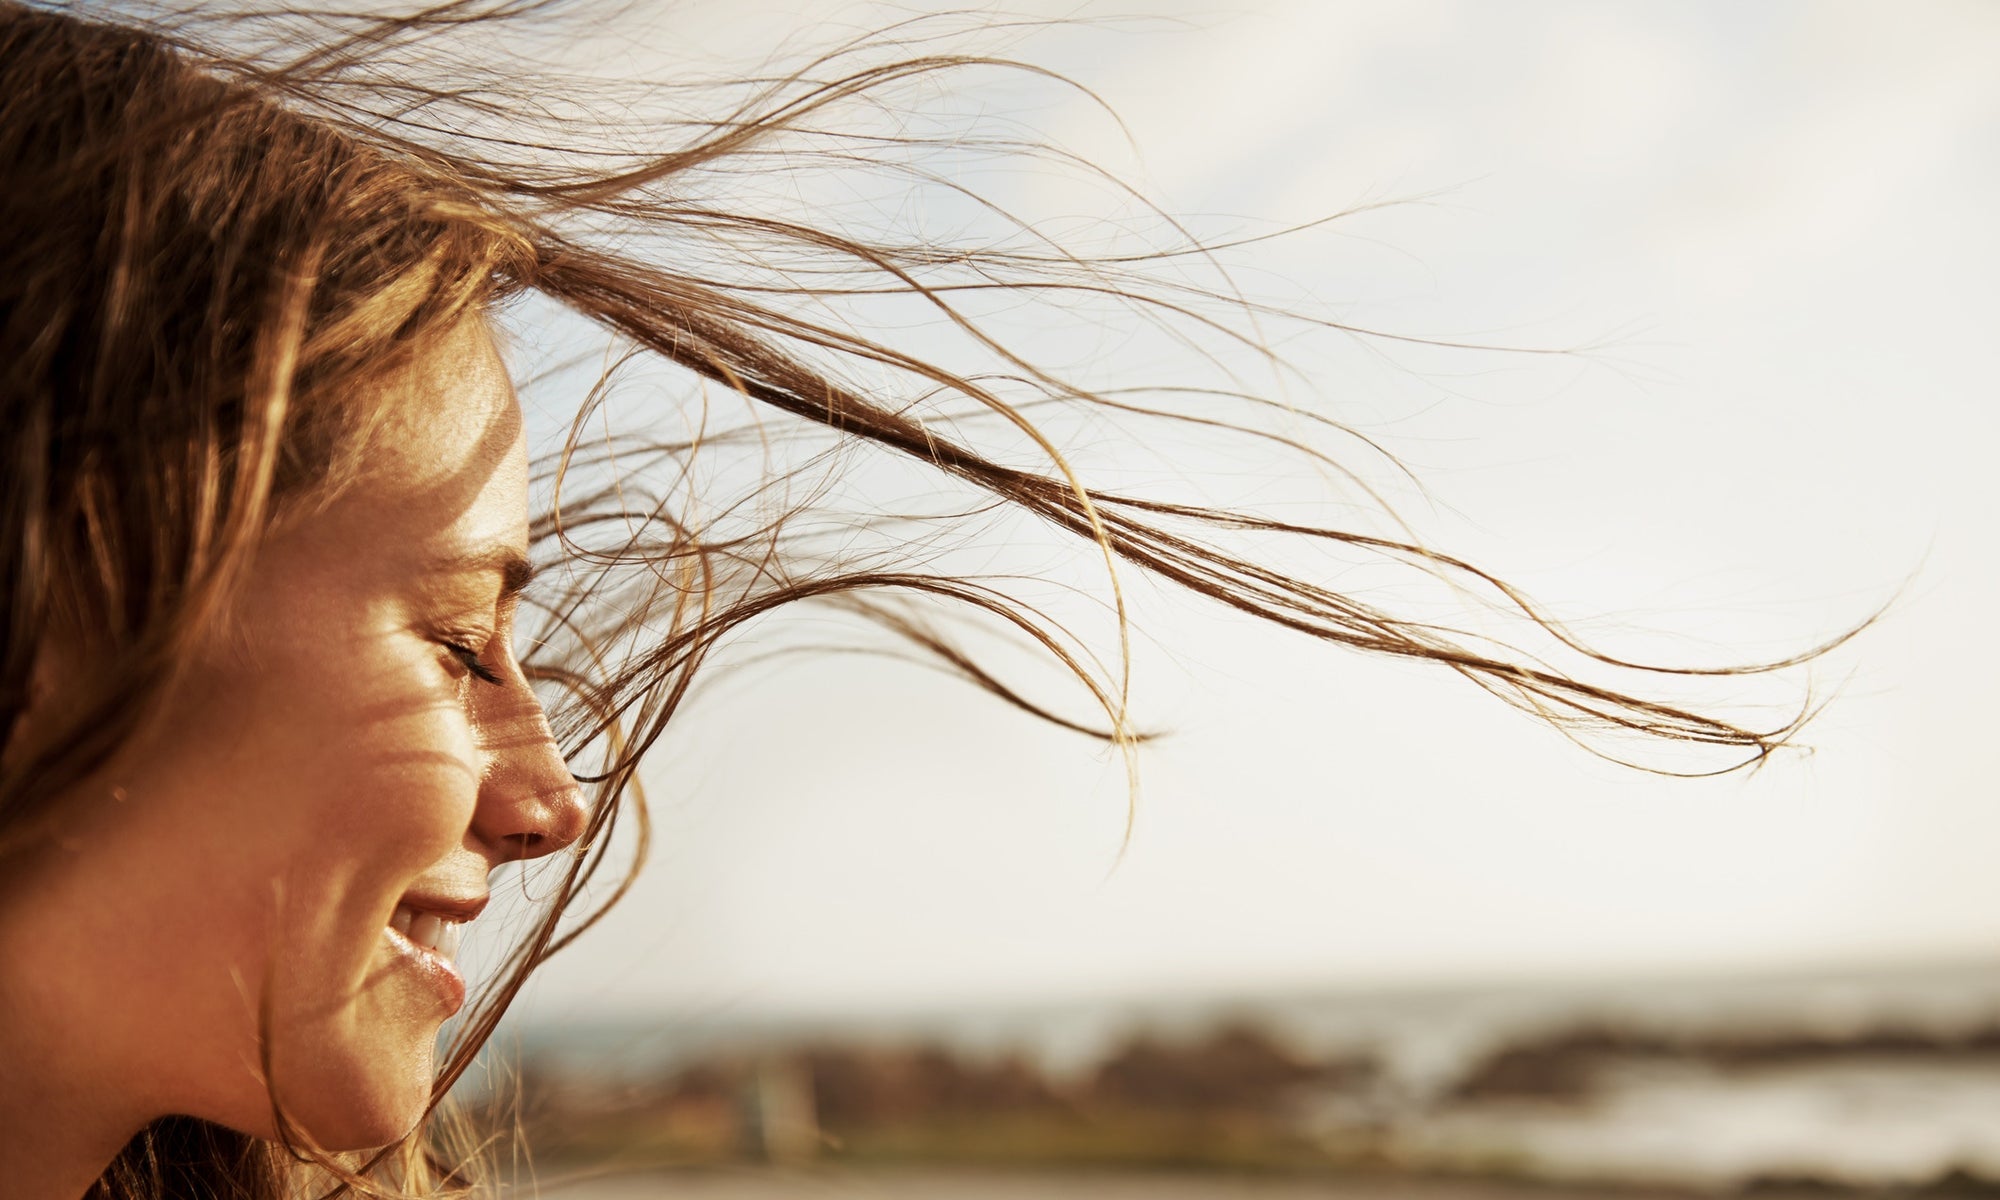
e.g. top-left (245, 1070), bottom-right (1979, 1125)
top-left (0, 1), bottom-right (1854, 1195)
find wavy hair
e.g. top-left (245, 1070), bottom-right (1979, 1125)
top-left (0, 1), bottom-right (1851, 1195)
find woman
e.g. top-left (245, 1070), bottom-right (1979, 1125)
top-left (0, 2), bottom-right (1835, 1196)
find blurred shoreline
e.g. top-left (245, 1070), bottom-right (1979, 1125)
top-left (504, 1165), bottom-right (1999, 1200)
top-left (478, 960), bottom-right (2000, 1196)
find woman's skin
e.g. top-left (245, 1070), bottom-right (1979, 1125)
top-left (0, 320), bottom-right (586, 1199)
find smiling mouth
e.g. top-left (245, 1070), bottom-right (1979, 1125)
top-left (387, 904), bottom-right (468, 964)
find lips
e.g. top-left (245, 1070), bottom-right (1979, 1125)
top-left (381, 894), bottom-right (485, 1014)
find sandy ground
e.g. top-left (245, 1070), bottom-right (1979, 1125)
top-left (500, 1168), bottom-right (1723, 1200)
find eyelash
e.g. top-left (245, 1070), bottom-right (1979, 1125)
top-left (444, 641), bottom-right (503, 686)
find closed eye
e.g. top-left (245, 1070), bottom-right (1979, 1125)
top-left (445, 641), bottom-right (503, 686)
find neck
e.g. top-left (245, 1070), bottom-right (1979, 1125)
top-left (0, 861), bottom-right (153, 1199)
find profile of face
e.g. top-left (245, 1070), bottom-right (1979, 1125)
top-left (0, 319), bottom-right (585, 1150)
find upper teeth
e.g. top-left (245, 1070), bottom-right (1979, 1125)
top-left (391, 904), bottom-right (467, 962)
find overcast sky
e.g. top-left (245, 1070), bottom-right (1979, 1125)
top-left (477, 0), bottom-right (2000, 1024)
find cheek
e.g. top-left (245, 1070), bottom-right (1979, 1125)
top-left (63, 628), bottom-right (483, 1143)
top-left (297, 693), bottom-right (481, 871)
top-left (263, 662), bottom-right (484, 985)
top-left (212, 634), bottom-right (481, 872)
top-left (168, 631), bottom-right (480, 964)
top-left (170, 639), bottom-right (483, 988)
top-left (261, 670), bottom-right (479, 1144)
top-left (129, 629), bottom-right (479, 887)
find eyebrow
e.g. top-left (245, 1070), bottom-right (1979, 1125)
top-left (432, 545), bottom-right (537, 602)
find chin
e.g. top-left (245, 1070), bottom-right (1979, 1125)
top-left (257, 1021), bottom-right (442, 1152)
top-left (240, 928), bottom-right (463, 1150)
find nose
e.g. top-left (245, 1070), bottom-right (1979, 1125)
top-left (468, 687), bottom-right (588, 864)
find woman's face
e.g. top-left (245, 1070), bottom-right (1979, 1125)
top-left (0, 319), bottom-right (584, 1150)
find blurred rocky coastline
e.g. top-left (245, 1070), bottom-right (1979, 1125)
top-left (491, 962), bottom-right (2000, 1196)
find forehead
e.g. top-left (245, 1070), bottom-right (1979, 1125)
top-left (280, 319), bottom-right (529, 575)
top-left (367, 319), bottom-right (524, 495)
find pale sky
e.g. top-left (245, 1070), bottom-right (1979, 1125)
top-left (470, 0), bottom-right (2000, 1024)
